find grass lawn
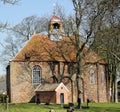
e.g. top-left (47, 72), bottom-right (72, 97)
top-left (0, 103), bottom-right (120, 112)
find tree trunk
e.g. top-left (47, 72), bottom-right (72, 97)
top-left (114, 64), bottom-right (118, 103)
top-left (115, 79), bottom-right (118, 103)
top-left (76, 56), bottom-right (82, 108)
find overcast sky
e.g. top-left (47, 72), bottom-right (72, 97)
top-left (0, 0), bottom-right (74, 75)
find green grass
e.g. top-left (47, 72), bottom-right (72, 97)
top-left (0, 103), bottom-right (120, 112)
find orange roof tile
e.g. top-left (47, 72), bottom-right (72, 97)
top-left (50, 15), bottom-right (61, 22)
top-left (35, 82), bottom-right (69, 92)
top-left (12, 34), bottom-right (104, 64)
top-left (35, 83), bottom-right (59, 92)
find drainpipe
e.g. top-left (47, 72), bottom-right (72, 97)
top-left (71, 80), bottom-right (73, 103)
top-left (81, 77), bottom-right (85, 102)
top-left (96, 63), bottom-right (99, 102)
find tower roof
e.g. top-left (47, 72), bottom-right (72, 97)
top-left (50, 15), bottom-right (61, 22)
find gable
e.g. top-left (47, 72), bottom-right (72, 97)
top-left (35, 82), bottom-right (69, 92)
top-left (12, 34), bottom-right (76, 62)
top-left (55, 82), bottom-right (69, 92)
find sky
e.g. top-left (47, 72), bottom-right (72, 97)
top-left (0, 0), bottom-right (74, 75)
top-left (0, 0), bottom-right (74, 25)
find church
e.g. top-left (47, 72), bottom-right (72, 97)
top-left (6, 14), bottom-right (109, 104)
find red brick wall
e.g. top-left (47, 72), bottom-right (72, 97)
top-left (98, 65), bottom-right (108, 102)
top-left (83, 64), bottom-right (108, 102)
top-left (36, 91), bottom-right (56, 104)
top-left (9, 61), bottom-right (52, 103)
top-left (56, 85), bottom-right (69, 104)
top-left (35, 84), bottom-right (69, 104)
top-left (8, 61), bottom-right (108, 103)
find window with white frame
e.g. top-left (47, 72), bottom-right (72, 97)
top-left (101, 71), bottom-right (105, 83)
top-left (90, 69), bottom-right (95, 84)
top-left (32, 65), bottom-right (41, 84)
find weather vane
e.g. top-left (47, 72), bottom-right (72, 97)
top-left (53, 3), bottom-right (56, 15)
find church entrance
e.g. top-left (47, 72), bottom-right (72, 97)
top-left (60, 93), bottom-right (64, 106)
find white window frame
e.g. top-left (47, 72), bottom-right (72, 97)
top-left (32, 65), bottom-right (41, 84)
top-left (101, 71), bottom-right (105, 84)
top-left (90, 69), bottom-right (95, 84)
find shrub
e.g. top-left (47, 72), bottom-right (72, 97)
top-left (0, 94), bottom-right (7, 103)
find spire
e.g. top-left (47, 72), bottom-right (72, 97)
top-left (53, 3), bottom-right (56, 15)
top-left (50, 3), bottom-right (61, 22)
top-left (48, 3), bottom-right (63, 41)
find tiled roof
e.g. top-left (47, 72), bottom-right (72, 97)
top-left (35, 82), bottom-right (69, 92)
top-left (35, 83), bottom-right (59, 91)
top-left (50, 15), bottom-right (61, 22)
top-left (12, 34), bottom-right (104, 63)
top-left (12, 34), bottom-right (76, 62)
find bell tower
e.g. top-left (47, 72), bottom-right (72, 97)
top-left (49, 14), bottom-right (62, 41)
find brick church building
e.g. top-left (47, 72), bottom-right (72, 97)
top-left (6, 14), bottom-right (109, 104)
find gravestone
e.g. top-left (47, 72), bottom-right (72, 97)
top-left (49, 109), bottom-right (55, 112)
top-left (67, 107), bottom-right (74, 112)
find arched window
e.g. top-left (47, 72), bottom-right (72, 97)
top-left (101, 71), bottom-right (105, 83)
top-left (90, 69), bottom-right (95, 84)
top-left (64, 62), bottom-right (70, 75)
top-left (32, 65), bottom-right (41, 84)
top-left (53, 62), bottom-right (60, 75)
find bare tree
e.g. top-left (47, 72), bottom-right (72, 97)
top-left (0, 23), bottom-right (8, 32)
top-left (93, 24), bottom-right (120, 103)
top-left (0, 0), bottom-right (20, 5)
top-left (91, 0), bottom-right (120, 102)
top-left (0, 15), bottom-right (50, 72)
top-left (0, 0), bottom-right (20, 32)
top-left (0, 36), bottom-right (18, 65)
top-left (68, 0), bottom-right (120, 105)
top-left (69, 0), bottom-right (108, 108)
top-left (11, 15), bottom-right (49, 41)
top-left (0, 0), bottom-right (20, 75)
top-left (0, 0), bottom-right (19, 29)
